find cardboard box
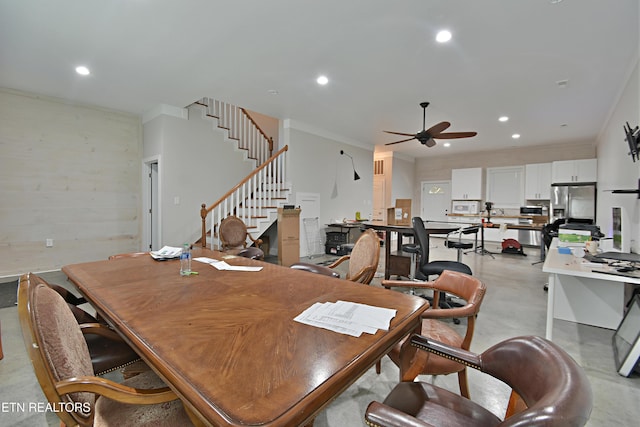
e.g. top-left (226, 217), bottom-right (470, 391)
top-left (387, 199), bottom-right (411, 226)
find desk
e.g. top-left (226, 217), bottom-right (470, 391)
top-left (326, 222), bottom-right (364, 244)
top-left (542, 239), bottom-right (640, 340)
top-left (62, 248), bottom-right (427, 427)
top-left (363, 222), bottom-right (459, 279)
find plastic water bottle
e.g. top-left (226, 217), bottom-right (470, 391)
top-left (180, 243), bottom-right (191, 276)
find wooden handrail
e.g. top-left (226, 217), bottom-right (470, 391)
top-left (200, 145), bottom-right (288, 246)
top-left (201, 145), bottom-right (288, 217)
top-left (240, 108), bottom-right (274, 154)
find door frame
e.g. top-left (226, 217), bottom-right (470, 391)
top-left (142, 155), bottom-right (162, 251)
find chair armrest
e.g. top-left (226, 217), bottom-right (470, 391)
top-left (410, 334), bottom-right (481, 370)
top-left (327, 255), bottom-right (350, 269)
top-left (365, 401), bottom-right (435, 427)
top-left (381, 279), bottom-right (437, 290)
top-left (348, 265), bottom-right (376, 284)
top-left (248, 233), bottom-right (263, 247)
top-left (290, 262), bottom-right (340, 278)
top-left (80, 323), bottom-right (124, 341)
top-left (56, 375), bottom-right (177, 405)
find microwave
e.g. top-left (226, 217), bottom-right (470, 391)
top-left (451, 200), bottom-right (480, 215)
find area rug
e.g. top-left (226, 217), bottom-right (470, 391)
top-left (0, 279), bottom-right (18, 308)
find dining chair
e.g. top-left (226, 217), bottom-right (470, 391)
top-left (218, 215), bottom-right (265, 260)
top-left (38, 275), bottom-right (144, 377)
top-left (365, 335), bottom-right (593, 427)
top-left (290, 228), bottom-right (380, 284)
top-left (17, 273), bottom-right (199, 427)
top-left (378, 270), bottom-right (486, 398)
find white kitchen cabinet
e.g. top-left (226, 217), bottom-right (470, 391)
top-left (451, 168), bottom-right (483, 200)
top-left (485, 166), bottom-right (524, 208)
top-left (525, 163), bottom-right (552, 199)
top-left (551, 159), bottom-right (597, 183)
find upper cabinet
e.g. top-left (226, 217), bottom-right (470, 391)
top-left (451, 167), bottom-right (483, 200)
top-left (485, 166), bottom-right (524, 208)
top-left (551, 159), bottom-right (597, 183)
top-left (525, 163), bottom-right (552, 199)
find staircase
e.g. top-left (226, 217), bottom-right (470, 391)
top-left (192, 97), bottom-right (291, 249)
top-left (193, 97), bottom-right (273, 166)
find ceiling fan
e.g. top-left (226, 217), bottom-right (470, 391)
top-left (384, 102), bottom-right (477, 148)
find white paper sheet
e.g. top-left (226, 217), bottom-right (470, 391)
top-left (193, 257), bottom-right (263, 271)
top-left (294, 301), bottom-right (397, 337)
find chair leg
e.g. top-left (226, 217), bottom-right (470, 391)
top-left (0, 321), bottom-right (3, 360)
top-left (457, 367), bottom-right (470, 399)
top-left (375, 359), bottom-right (381, 374)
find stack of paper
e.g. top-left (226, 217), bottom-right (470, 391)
top-left (150, 246), bottom-right (183, 260)
top-left (294, 300), bottom-right (397, 337)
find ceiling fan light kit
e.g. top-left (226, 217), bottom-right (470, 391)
top-left (384, 102), bottom-right (477, 149)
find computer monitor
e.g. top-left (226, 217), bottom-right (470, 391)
top-left (610, 206), bottom-right (630, 253)
top-left (613, 294), bottom-right (640, 377)
top-left (613, 207), bottom-right (622, 251)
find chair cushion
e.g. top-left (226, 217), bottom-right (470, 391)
top-left (446, 241), bottom-right (473, 250)
top-left (34, 285), bottom-right (95, 409)
top-left (378, 381), bottom-right (501, 427)
top-left (94, 370), bottom-right (193, 426)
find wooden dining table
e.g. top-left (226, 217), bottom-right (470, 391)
top-left (62, 247), bottom-right (428, 427)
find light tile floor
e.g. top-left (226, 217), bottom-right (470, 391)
top-left (1, 238), bottom-right (639, 426)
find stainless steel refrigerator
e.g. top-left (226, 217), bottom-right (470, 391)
top-left (550, 183), bottom-right (597, 222)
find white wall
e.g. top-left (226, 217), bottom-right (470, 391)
top-left (596, 59), bottom-right (640, 251)
top-left (284, 126), bottom-right (373, 225)
top-left (0, 88), bottom-right (142, 277)
top-left (143, 105), bottom-right (256, 247)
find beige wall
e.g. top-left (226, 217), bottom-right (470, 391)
top-left (0, 88), bottom-right (142, 277)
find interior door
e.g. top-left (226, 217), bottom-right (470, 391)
top-left (295, 192), bottom-right (321, 257)
top-left (421, 181), bottom-right (451, 222)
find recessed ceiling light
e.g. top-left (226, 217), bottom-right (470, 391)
top-left (75, 66), bottom-right (90, 76)
top-left (316, 75), bottom-right (329, 85)
top-left (436, 30), bottom-right (452, 43)
top-left (498, 116), bottom-right (509, 122)
top-left (443, 142), bottom-right (451, 147)
top-left (512, 134), bottom-right (521, 139)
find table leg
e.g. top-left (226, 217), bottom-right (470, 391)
top-left (546, 274), bottom-right (555, 340)
top-left (384, 231), bottom-right (392, 280)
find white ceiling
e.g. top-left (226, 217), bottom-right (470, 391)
top-left (1, 0), bottom-right (638, 158)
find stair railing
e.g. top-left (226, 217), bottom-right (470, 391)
top-left (196, 97), bottom-right (273, 165)
top-left (200, 145), bottom-right (289, 248)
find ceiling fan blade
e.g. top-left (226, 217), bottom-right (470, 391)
top-left (434, 131), bottom-right (478, 139)
top-left (425, 121), bottom-right (451, 135)
top-left (384, 130), bottom-right (416, 137)
top-left (385, 137), bottom-right (416, 146)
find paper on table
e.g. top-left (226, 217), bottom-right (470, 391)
top-left (193, 257), bottom-right (263, 272)
top-left (150, 246), bottom-right (183, 260)
top-left (294, 301), bottom-right (397, 337)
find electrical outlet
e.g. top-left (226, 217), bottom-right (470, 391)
top-left (46, 239), bottom-right (54, 248)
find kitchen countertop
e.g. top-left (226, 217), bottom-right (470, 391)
top-left (448, 213), bottom-right (548, 220)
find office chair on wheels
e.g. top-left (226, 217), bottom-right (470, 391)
top-left (411, 217), bottom-right (472, 322)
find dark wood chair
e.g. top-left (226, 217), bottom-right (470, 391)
top-left (17, 273), bottom-right (199, 427)
top-left (290, 228), bottom-right (380, 284)
top-left (378, 270), bottom-right (486, 398)
top-left (218, 215), bottom-right (264, 260)
top-left (365, 335), bottom-right (593, 427)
